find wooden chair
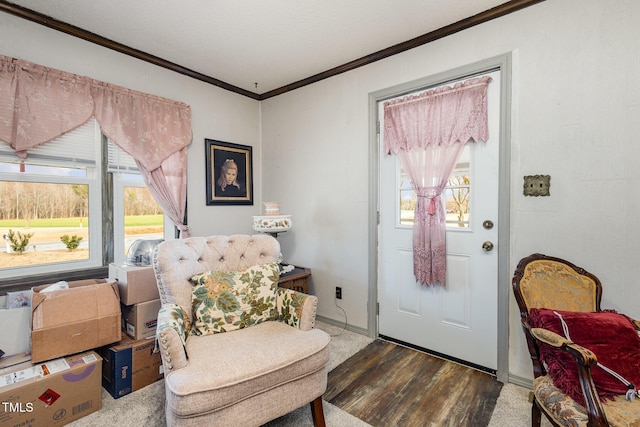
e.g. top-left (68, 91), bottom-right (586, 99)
top-left (512, 253), bottom-right (640, 427)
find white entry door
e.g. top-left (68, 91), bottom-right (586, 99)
top-left (378, 70), bottom-right (500, 371)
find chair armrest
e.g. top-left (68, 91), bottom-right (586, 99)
top-left (530, 327), bottom-right (598, 367)
top-left (156, 303), bottom-right (189, 372)
top-left (276, 287), bottom-right (318, 331)
top-left (530, 327), bottom-right (609, 426)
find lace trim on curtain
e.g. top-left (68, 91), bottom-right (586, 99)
top-left (413, 242), bottom-right (447, 286)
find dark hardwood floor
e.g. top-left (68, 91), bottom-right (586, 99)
top-left (324, 339), bottom-right (502, 426)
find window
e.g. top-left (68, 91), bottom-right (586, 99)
top-left (398, 145), bottom-right (471, 229)
top-left (444, 160), bottom-right (470, 229)
top-left (109, 141), bottom-right (164, 265)
top-left (398, 166), bottom-right (416, 225)
top-left (0, 118), bottom-right (165, 280)
top-left (113, 174), bottom-right (164, 264)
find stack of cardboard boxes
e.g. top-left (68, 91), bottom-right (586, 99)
top-left (0, 266), bottom-right (164, 426)
top-left (103, 264), bottom-right (163, 399)
top-left (0, 279), bottom-right (120, 427)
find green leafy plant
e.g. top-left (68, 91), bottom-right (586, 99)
top-left (60, 234), bottom-right (83, 251)
top-left (7, 229), bottom-right (34, 254)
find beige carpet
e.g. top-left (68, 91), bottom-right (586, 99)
top-left (488, 382), bottom-right (553, 427)
top-left (68, 321), bottom-right (543, 426)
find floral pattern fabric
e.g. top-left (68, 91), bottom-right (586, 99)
top-left (276, 287), bottom-right (309, 328)
top-left (534, 375), bottom-right (640, 427)
top-left (157, 303), bottom-right (189, 346)
top-left (190, 263), bottom-right (279, 335)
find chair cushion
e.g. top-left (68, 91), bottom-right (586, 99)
top-left (164, 321), bottom-right (330, 418)
top-left (190, 262), bottom-right (279, 335)
top-left (534, 375), bottom-right (640, 427)
top-left (530, 308), bottom-right (640, 405)
top-left (534, 375), bottom-right (588, 426)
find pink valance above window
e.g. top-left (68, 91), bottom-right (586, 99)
top-left (0, 54), bottom-right (192, 169)
top-left (92, 81), bottom-right (192, 172)
top-left (383, 76), bottom-right (492, 154)
top-left (0, 57), bottom-right (94, 159)
top-left (0, 54), bottom-right (193, 237)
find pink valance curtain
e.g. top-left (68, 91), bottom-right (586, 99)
top-left (0, 57), bottom-right (94, 159)
top-left (0, 54), bottom-right (192, 237)
top-left (92, 81), bottom-right (192, 236)
top-left (383, 76), bottom-right (491, 286)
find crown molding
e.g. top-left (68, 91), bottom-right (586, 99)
top-left (0, 0), bottom-right (545, 100)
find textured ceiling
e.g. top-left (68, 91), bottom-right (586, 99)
top-left (6, 0), bottom-right (510, 95)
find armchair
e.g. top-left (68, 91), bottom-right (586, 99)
top-left (153, 234), bottom-right (330, 427)
top-left (512, 253), bottom-right (640, 427)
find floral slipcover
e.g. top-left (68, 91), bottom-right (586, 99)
top-left (277, 287), bottom-right (310, 328)
top-left (190, 262), bottom-right (279, 335)
top-left (157, 303), bottom-right (189, 346)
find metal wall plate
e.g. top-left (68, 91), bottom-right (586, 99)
top-left (523, 175), bottom-right (550, 197)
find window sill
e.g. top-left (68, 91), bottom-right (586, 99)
top-left (0, 266), bottom-right (110, 295)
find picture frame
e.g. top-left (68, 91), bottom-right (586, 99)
top-left (205, 139), bottom-right (253, 205)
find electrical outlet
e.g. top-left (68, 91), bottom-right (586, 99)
top-left (335, 286), bottom-right (342, 299)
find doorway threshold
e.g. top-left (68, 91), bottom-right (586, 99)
top-left (378, 334), bottom-right (497, 376)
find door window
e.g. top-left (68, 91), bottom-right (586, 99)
top-left (397, 145), bottom-right (471, 229)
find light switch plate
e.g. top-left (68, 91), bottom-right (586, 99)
top-left (523, 175), bottom-right (550, 197)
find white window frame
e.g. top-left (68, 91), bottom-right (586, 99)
top-left (112, 173), bottom-right (169, 265)
top-left (0, 119), bottom-right (170, 281)
top-left (0, 120), bottom-right (103, 278)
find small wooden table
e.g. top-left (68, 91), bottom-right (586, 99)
top-left (278, 265), bottom-right (311, 294)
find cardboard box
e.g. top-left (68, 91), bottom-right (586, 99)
top-left (0, 295), bottom-right (31, 359)
top-left (99, 336), bottom-right (163, 399)
top-left (0, 353), bottom-right (31, 371)
top-left (121, 299), bottom-right (161, 340)
top-left (108, 264), bottom-right (159, 305)
top-left (31, 279), bottom-right (121, 363)
top-left (0, 351), bottom-right (102, 427)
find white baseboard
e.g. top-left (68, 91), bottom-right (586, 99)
top-left (508, 374), bottom-right (533, 389)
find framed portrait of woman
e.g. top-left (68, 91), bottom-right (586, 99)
top-left (205, 139), bottom-right (253, 205)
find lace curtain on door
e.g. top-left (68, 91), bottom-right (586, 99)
top-left (383, 76), bottom-right (491, 286)
top-left (0, 54), bottom-right (192, 237)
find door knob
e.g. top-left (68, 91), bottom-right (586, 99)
top-left (482, 241), bottom-right (494, 252)
top-left (483, 220), bottom-right (494, 230)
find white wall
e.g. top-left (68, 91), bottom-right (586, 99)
top-left (260, 0), bottom-right (640, 381)
top-left (3, 0), bottom-right (640, 383)
top-left (0, 12), bottom-right (263, 238)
